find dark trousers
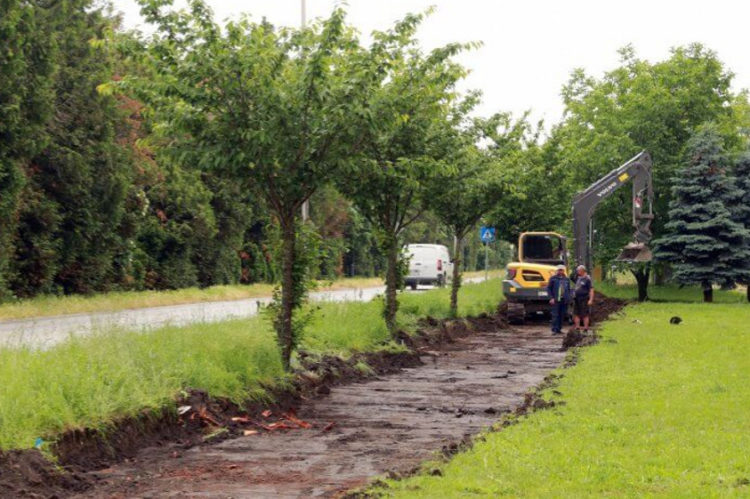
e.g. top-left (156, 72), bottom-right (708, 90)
top-left (551, 301), bottom-right (567, 332)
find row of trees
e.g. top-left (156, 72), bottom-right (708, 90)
top-left (114, 2), bottom-right (521, 367)
top-left (3, 0), bottom-right (749, 366)
top-left (484, 44), bottom-right (750, 301)
top-left (0, 0), bottom-right (505, 303)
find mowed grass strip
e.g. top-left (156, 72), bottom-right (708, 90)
top-left (598, 281), bottom-right (747, 303)
top-left (0, 279), bottom-right (504, 451)
top-left (381, 301), bottom-right (750, 497)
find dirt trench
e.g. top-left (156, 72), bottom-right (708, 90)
top-left (2, 295), bottom-right (625, 498)
top-left (73, 323), bottom-right (572, 497)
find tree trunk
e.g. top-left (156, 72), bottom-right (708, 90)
top-left (746, 285), bottom-right (749, 303)
top-left (654, 264), bottom-right (671, 285)
top-left (631, 263), bottom-right (650, 302)
top-left (384, 235), bottom-right (400, 335)
top-left (278, 217), bottom-right (296, 371)
top-left (702, 281), bottom-right (713, 303)
top-left (449, 236), bottom-right (463, 317)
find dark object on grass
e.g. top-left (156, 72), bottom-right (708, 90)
top-left (670, 316), bottom-right (682, 325)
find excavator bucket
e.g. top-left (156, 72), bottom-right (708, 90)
top-left (616, 242), bottom-right (653, 262)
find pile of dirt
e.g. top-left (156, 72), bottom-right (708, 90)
top-left (562, 294), bottom-right (627, 350)
top-left (0, 308), bottom-right (510, 497)
top-left (590, 294), bottom-right (627, 324)
top-left (0, 449), bottom-right (89, 498)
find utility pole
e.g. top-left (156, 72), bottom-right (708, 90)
top-left (300, 0), bottom-right (310, 221)
top-left (484, 241), bottom-right (489, 281)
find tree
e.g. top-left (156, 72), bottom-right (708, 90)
top-left (731, 152), bottom-right (750, 302)
top-left (480, 113), bottom-right (568, 245)
top-left (12, 1), bottom-right (136, 296)
top-left (113, 0), bottom-right (370, 369)
top-left (338, 12), bottom-right (472, 333)
top-left (654, 124), bottom-right (750, 302)
top-left (0, 0), bottom-right (55, 296)
top-left (425, 122), bottom-right (506, 316)
top-left (551, 44), bottom-right (750, 300)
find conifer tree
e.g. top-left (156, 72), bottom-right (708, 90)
top-left (654, 124), bottom-right (750, 302)
top-left (731, 152), bottom-right (750, 302)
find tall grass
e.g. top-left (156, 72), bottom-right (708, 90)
top-left (0, 279), bottom-right (503, 451)
top-left (0, 318), bottom-right (282, 451)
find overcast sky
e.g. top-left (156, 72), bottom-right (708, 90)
top-left (113, 0), bottom-right (750, 127)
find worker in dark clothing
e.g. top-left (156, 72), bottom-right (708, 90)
top-left (547, 264), bottom-right (571, 335)
top-left (573, 265), bottom-right (595, 333)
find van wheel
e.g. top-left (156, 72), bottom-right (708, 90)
top-left (437, 275), bottom-right (445, 287)
top-left (409, 282), bottom-right (417, 290)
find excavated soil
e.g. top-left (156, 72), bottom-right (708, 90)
top-left (1, 296), bottom-right (626, 498)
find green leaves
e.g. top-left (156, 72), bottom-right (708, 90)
top-left (654, 123), bottom-right (750, 293)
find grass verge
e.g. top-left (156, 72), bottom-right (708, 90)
top-left (597, 282), bottom-right (746, 303)
top-left (378, 300), bottom-right (750, 497)
top-left (0, 278), bottom-right (504, 452)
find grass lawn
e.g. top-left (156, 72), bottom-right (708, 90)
top-left (0, 269), bottom-right (504, 322)
top-left (0, 278), bottom-right (504, 451)
top-left (380, 300), bottom-right (750, 497)
top-left (598, 281), bottom-right (747, 304)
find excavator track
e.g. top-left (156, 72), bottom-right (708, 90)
top-left (506, 301), bottom-right (526, 325)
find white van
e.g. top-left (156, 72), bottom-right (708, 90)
top-left (404, 244), bottom-right (453, 290)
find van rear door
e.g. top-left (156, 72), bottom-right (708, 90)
top-left (406, 245), bottom-right (439, 281)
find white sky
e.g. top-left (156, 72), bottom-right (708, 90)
top-left (113, 0), bottom-right (750, 127)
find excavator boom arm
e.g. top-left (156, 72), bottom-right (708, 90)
top-left (571, 151), bottom-right (654, 269)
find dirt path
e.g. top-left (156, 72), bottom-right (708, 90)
top-left (77, 322), bottom-right (566, 498)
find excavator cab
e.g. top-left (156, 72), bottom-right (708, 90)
top-left (503, 232), bottom-right (568, 324)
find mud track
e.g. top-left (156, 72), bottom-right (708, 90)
top-left (76, 324), bottom-right (571, 497)
top-left (1, 296), bottom-right (625, 498)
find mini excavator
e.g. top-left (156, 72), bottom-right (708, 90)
top-left (502, 151), bottom-right (654, 324)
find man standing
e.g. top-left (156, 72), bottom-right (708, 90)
top-left (547, 264), bottom-right (570, 335)
top-left (573, 265), bottom-right (595, 333)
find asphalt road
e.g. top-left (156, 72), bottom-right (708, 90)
top-left (0, 277), bottom-right (488, 350)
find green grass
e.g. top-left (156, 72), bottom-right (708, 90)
top-left (0, 317), bottom-right (284, 451)
top-left (0, 278), bottom-right (503, 452)
top-left (597, 281), bottom-right (746, 303)
top-left (380, 300), bottom-right (750, 497)
top-left (400, 280), bottom-right (505, 319)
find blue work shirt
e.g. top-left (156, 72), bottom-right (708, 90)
top-left (547, 274), bottom-right (571, 304)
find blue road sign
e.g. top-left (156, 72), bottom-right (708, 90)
top-left (480, 226), bottom-right (496, 243)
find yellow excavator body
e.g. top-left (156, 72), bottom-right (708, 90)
top-left (502, 232), bottom-right (568, 324)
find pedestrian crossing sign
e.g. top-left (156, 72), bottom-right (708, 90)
top-left (480, 226), bottom-right (496, 243)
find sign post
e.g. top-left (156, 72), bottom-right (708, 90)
top-left (479, 226), bottom-right (496, 281)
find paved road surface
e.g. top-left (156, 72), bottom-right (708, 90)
top-left (0, 278), bottom-right (490, 350)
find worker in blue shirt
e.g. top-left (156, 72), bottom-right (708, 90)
top-left (547, 264), bottom-right (571, 335)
